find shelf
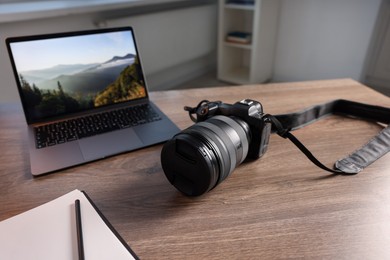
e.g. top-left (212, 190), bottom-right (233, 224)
top-left (218, 0), bottom-right (280, 84)
top-left (224, 42), bottom-right (252, 50)
top-left (224, 4), bottom-right (255, 11)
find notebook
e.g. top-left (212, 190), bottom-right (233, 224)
top-left (6, 27), bottom-right (180, 176)
top-left (0, 189), bottom-right (139, 259)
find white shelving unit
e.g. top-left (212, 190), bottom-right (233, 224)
top-left (217, 0), bottom-right (280, 85)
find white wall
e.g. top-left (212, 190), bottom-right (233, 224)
top-left (273, 0), bottom-right (382, 83)
top-left (105, 5), bottom-right (217, 90)
top-left (0, 3), bottom-right (217, 102)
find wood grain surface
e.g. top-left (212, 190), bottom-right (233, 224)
top-left (1, 79), bottom-right (390, 259)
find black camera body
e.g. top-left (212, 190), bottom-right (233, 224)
top-left (192, 99), bottom-right (272, 159)
top-left (161, 99), bottom-right (271, 196)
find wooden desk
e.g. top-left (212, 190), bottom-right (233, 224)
top-left (1, 79), bottom-right (390, 259)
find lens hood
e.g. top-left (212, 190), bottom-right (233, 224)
top-left (161, 131), bottom-right (220, 196)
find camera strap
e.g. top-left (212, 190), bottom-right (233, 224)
top-left (269, 99), bottom-right (390, 174)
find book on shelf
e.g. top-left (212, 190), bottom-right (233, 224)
top-left (226, 0), bottom-right (255, 5)
top-left (226, 31), bottom-right (252, 44)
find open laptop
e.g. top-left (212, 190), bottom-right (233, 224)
top-left (6, 27), bottom-right (180, 176)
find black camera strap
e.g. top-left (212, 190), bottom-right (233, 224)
top-left (269, 99), bottom-right (390, 174)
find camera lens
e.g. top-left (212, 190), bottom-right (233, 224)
top-left (161, 115), bottom-right (250, 196)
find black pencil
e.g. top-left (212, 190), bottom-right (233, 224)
top-left (75, 199), bottom-right (85, 260)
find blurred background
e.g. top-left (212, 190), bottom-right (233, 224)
top-left (0, 0), bottom-right (389, 103)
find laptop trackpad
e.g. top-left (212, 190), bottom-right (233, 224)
top-left (78, 128), bottom-right (144, 161)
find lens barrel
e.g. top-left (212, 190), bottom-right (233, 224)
top-left (161, 115), bottom-right (250, 196)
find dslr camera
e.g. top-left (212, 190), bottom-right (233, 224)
top-left (161, 99), bottom-right (272, 196)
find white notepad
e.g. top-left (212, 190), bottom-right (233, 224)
top-left (0, 189), bottom-right (137, 260)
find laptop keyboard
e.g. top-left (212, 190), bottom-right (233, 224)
top-left (34, 104), bottom-right (162, 149)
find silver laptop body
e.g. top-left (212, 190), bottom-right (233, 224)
top-left (6, 27), bottom-right (180, 176)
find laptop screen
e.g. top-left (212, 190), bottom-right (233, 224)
top-left (6, 27), bottom-right (148, 124)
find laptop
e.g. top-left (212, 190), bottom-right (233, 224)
top-left (6, 27), bottom-right (180, 176)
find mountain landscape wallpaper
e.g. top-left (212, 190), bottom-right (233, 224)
top-left (11, 31), bottom-right (147, 120)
